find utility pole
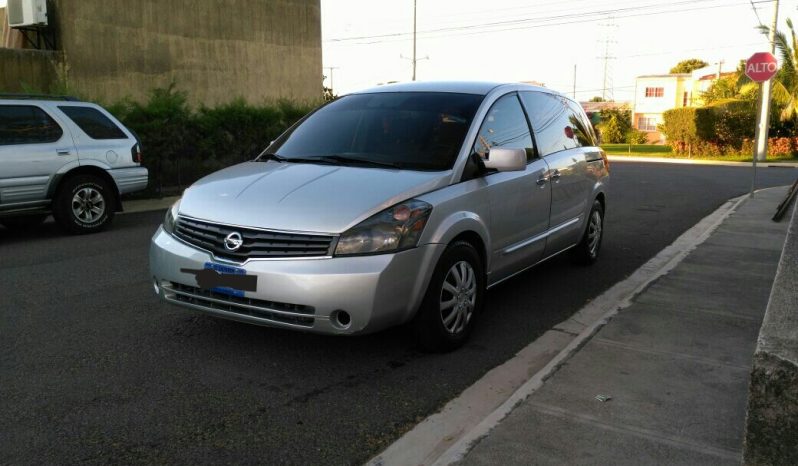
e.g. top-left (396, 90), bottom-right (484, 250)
top-left (754, 0), bottom-right (780, 164)
top-left (573, 64), bottom-right (577, 99)
top-left (413, 0), bottom-right (417, 81)
top-left (401, 0), bottom-right (428, 80)
top-left (324, 66), bottom-right (339, 94)
top-left (716, 60), bottom-right (725, 80)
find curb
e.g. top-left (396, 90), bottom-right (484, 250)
top-left (607, 155), bottom-right (798, 168)
top-left (368, 188), bottom-right (789, 466)
top-left (120, 196), bottom-right (180, 215)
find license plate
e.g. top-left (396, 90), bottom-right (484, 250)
top-left (180, 262), bottom-right (258, 298)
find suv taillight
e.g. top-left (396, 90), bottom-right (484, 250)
top-left (132, 143), bottom-right (142, 164)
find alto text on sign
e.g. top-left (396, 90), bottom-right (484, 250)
top-left (746, 52), bottom-right (779, 82)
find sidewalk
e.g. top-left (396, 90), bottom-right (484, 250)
top-left (120, 195), bottom-right (180, 214)
top-left (456, 188), bottom-right (791, 465)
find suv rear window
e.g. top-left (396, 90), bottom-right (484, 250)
top-left (58, 106), bottom-right (127, 140)
top-left (0, 105), bottom-right (63, 145)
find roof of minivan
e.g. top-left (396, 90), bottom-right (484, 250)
top-left (353, 81), bottom-right (551, 96)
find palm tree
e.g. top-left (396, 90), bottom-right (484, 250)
top-left (757, 19), bottom-right (798, 121)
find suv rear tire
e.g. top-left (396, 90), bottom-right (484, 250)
top-left (53, 175), bottom-right (115, 235)
top-left (413, 240), bottom-right (485, 352)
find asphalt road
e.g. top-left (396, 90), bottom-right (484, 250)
top-left (2, 162), bottom-right (796, 465)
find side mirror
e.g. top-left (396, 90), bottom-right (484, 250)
top-left (483, 148), bottom-right (526, 172)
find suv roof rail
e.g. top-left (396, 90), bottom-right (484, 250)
top-left (0, 93), bottom-right (82, 102)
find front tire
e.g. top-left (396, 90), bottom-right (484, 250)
top-left (53, 175), bottom-right (115, 235)
top-left (413, 240), bottom-right (485, 352)
top-left (571, 199), bottom-right (604, 265)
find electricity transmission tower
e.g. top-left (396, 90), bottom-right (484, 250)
top-left (597, 20), bottom-right (618, 101)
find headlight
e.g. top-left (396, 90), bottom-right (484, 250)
top-left (335, 199), bottom-right (433, 256)
top-left (162, 199), bottom-right (180, 235)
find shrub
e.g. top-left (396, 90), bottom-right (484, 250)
top-left (695, 101), bottom-right (756, 148)
top-left (739, 138), bottom-right (798, 157)
top-left (625, 129), bottom-right (648, 144)
top-left (596, 107), bottom-right (632, 144)
top-left (660, 108), bottom-right (699, 154)
top-left (107, 85), bottom-right (315, 195)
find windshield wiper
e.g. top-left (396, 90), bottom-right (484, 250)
top-left (316, 155), bottom-right (401, 169)
top-left (257, 153), bottom-right (337, 165)
top-left (256, 152), bottom-right (287, 162)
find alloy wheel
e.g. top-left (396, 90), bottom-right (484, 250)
top-left (71, 187), bottom-right (106, 223)
top-left (439, 260), bottom-right (476, 334)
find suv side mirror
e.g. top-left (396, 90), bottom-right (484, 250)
top-left (483, 148), bottom-right (526, 172)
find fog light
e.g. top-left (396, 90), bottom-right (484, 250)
top-left (331, 310), bottom-right (352, 329)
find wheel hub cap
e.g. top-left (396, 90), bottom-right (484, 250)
top-left (71, 187), bottom-right (106, 223)
top-left (440, 261), bottom-right (477, 334)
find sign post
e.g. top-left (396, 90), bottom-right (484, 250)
top-left (745, 52), bottom-right (779, 195)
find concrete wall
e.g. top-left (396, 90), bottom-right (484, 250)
top-left (743, 195), bottom-right (798, 465)
top-left (0, 48), bottom-right (63, 93)
top-left (51, 0), bottom-right (322, 105)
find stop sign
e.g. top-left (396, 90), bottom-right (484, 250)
top-left (746, 52), bottom-right (779, 82)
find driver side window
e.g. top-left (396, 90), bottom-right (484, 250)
top-left (471, 93), bottom-right (534, 162)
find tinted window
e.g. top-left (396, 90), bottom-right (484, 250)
top-left (566, 100), bottom-right (597, 147)
top-left (472, 93), bottom-right (534, 162)
top-left (59, 106), bottom-right (127, 140)
top-left (0, 105), bottom-right (63, 145)
top-left (273, 92), bottom-right (483, 171)
top-left (519, 92), bottom-right (578, 156)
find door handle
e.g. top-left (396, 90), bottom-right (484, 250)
top-left (550, 170), bottom-right (561, 181)
top-left (536, 176), bottom-right (548, 186)
top-left (56, 149), bottom-right (72, 156)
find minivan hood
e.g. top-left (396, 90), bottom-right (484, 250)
top-left (178, 161), bottom-right (451, 233)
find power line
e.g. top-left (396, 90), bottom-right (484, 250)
top-left (325, 0), bottom-right (762, 44)
top-left (749, 0), bottom-right (766, 27)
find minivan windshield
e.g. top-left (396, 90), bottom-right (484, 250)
top-left (268, 92), bottom-right (484, 171)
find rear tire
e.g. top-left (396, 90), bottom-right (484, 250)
top-left (0, 214), bottom-right (47, 230)
top-left (571, 199), bottom-right (604, 265)
top-left (53, 175), bottom-right (115, 235)
top-left (413, 240), bottom-right (485, 353)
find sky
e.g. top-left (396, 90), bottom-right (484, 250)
top-left (321, 0), bottom-right (798, 102)
top-left (2, 0), bottom-right (795, 102)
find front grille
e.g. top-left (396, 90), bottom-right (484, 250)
top-left (174, 216), bottom-right (335, 262)
top-left (165, 282), bottom-right (315, 327)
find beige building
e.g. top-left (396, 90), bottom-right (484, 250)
top-left (632, 66), bottom-right (736, 142)
top-left (1, 0), bottom-right (322, 105)
top-left (632, 74), bottom-right (692, 142)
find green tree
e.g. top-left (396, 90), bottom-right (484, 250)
top-left (596, 106), bottom-right (632, 143)
top-left (701, 75), bottom-right (740, 104)
top-left (589, 96), bottom-right (606, 102)
top-left (670, 58), bottom-right (709, 74)
top-left (759, 19), bottom-right (798, 121)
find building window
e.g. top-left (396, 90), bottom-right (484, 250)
top-left (637, 117), bottom-right (658, 132)
top-left (644, 87), bottom-right (664, 98)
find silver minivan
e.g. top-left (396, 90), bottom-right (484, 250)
top-left (150, 82), bottom-right (609, 351)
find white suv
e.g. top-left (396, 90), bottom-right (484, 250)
top-left (0, 95), bottom-right (148, 233)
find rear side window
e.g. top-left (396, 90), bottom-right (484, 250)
top-left (0, 105), bottom-right (63, 145)
top-left (519, 92), bottom-right (579, 156)
top-left (472, 93), bottom-right (535, 162)
top-left (58, 106), bottom-right (127, 140)
top-left (565, 100), bottom-right (598, 147)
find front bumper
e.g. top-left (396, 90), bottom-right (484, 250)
top-left (149, 227), bottom-right (445, 335)
top-left (110, 166), bottom-right (148, 194)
